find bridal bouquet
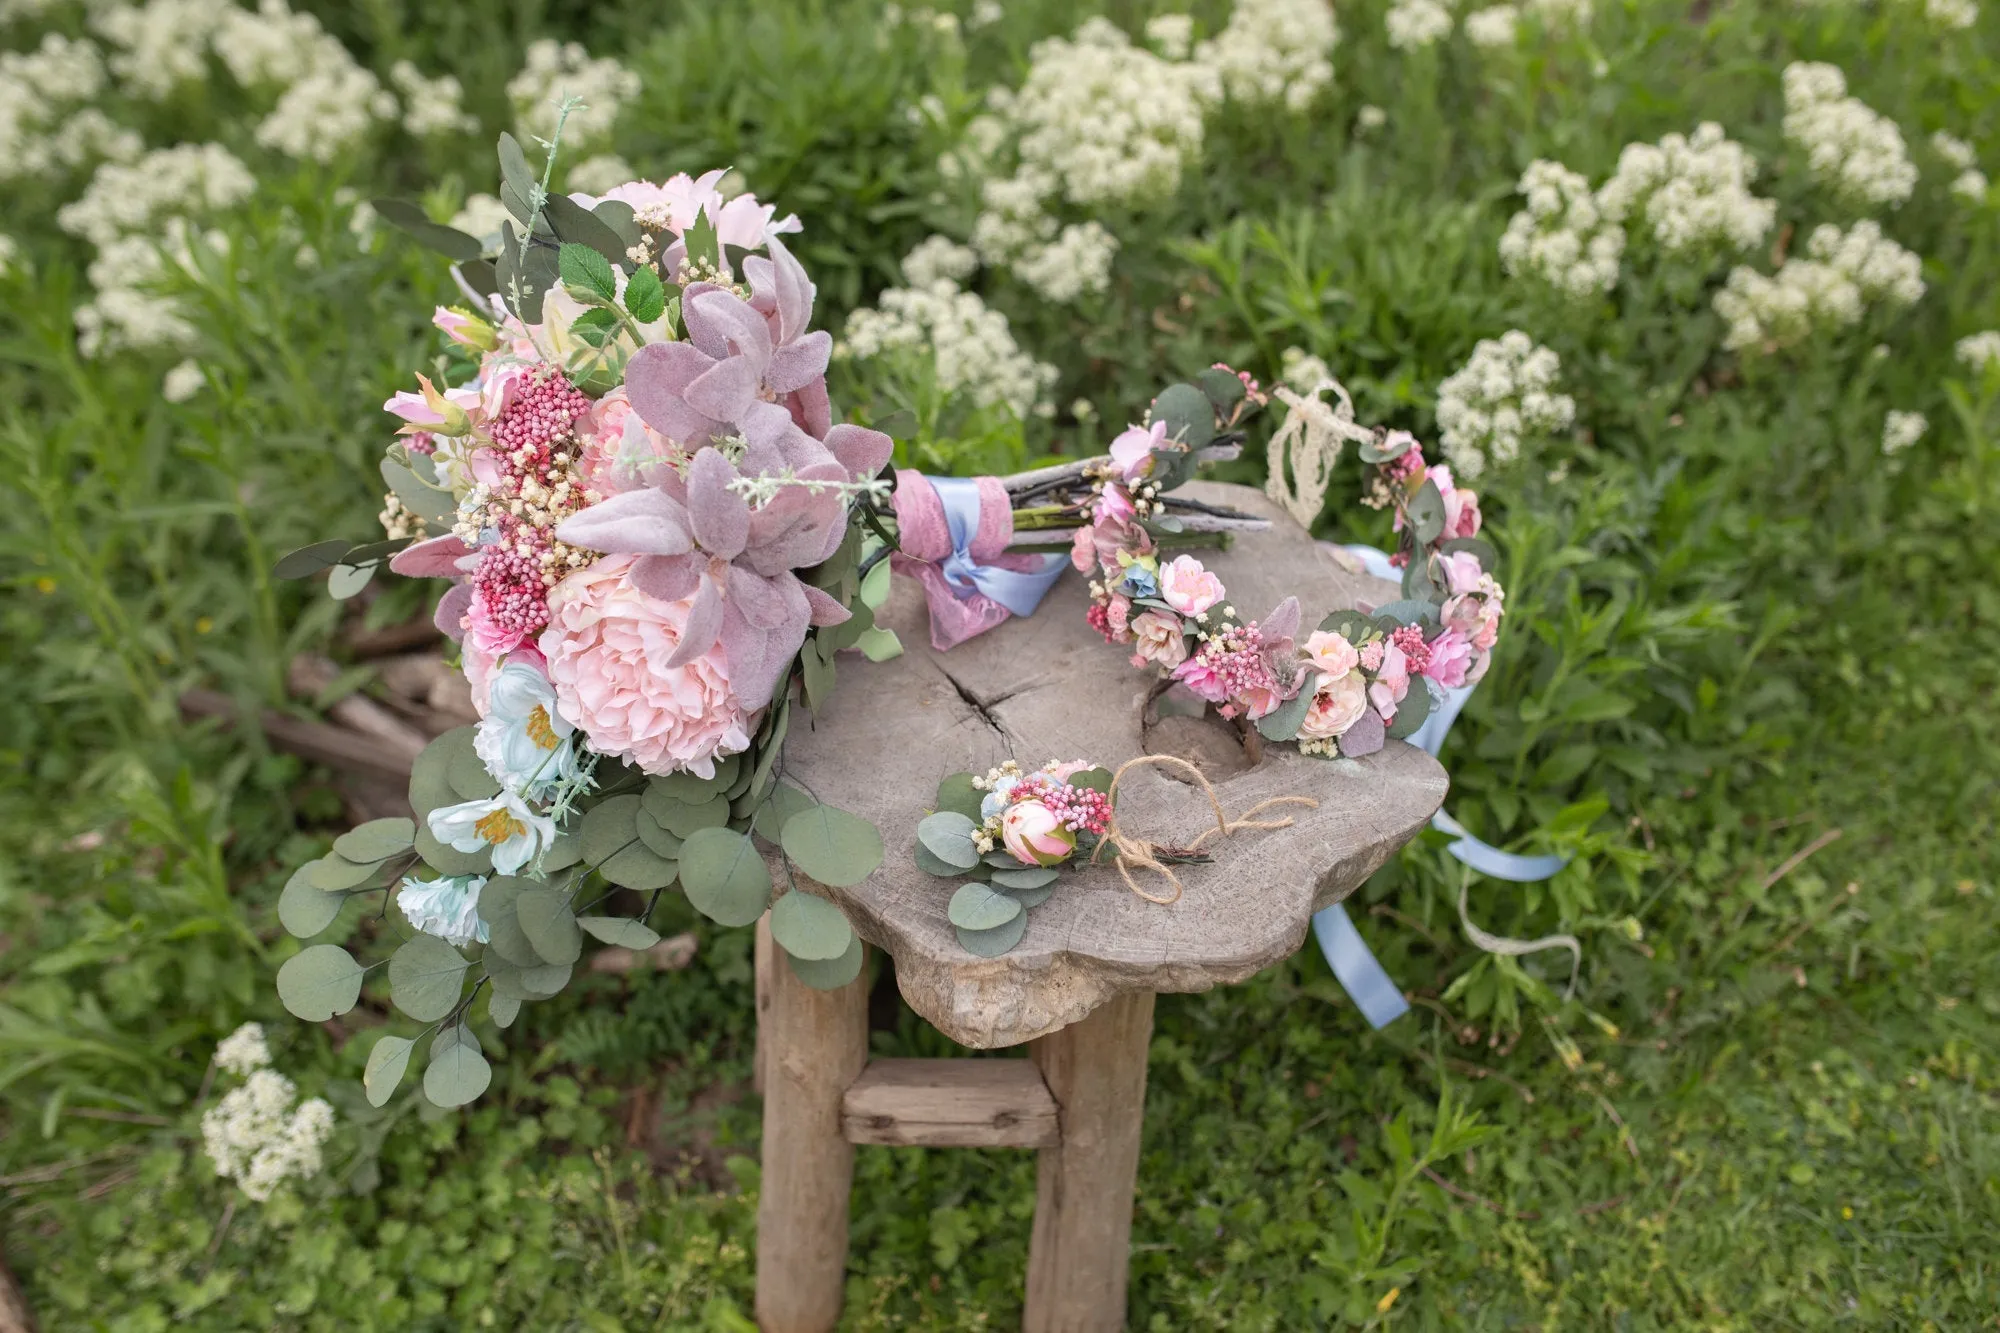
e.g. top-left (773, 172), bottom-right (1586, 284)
top-left (272, 127), bottom-right (896, 1108)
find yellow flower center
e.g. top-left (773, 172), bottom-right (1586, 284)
top-left (474, 808), bottom-right (526, 846)
top-left (525, 704), bottom-right (559, 751)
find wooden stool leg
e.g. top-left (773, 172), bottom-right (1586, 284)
top-left (755, 915), bottom-right (869, 1333)
top-left (1023, 990), bottom-right (1157, 1333)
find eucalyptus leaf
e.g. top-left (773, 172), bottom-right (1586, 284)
top-left (413, 825), bottom-right (491, 877)
top-left (751, 782), bottom-right (818, 843)
top-left (363, 1034), bottom-right (415, 1108)
top-left (1067, 767), bottom-right (1115, 797)
top-left (274, 539), bottom-right (352, 580)
top-left (933, 773), bottom-right (984, 822)
top-left (478, 877), bottom-right (541, 968)
top-left (280, 864), bottom-right (344, 937)
top-left (1386, 678), bottom-right (1435, 740)
top-left (768, 890), bottom-right (854, 961)
top-left (1370, 599), bottom-right (1434, 627)
top-left (1195, 365), bottom-right (1247, 412)
top-left (998, 881), bottom-right (1056, 909)
top-left (411, 729), bottom-right (470, 817)
top-left (801, 642), bottom-right (835, 712)
top-left (1359, 432), bottom-right (1415, 465)
top-left (544, 193), bottom-right (629, 268)
top-left (381, 458), bottom-right (455, 522)
top-left (445, 734), bottom-right (501, 801)
top-left (990, 866), bottom-right (1059, 891)
top-left (424, 1025), bottom-right (492, 1108)
top-left (326, 563), bottom-right (375, 601)
top-left (1409, 479), bottom-right (1446, 545)
top-left (858, 557), bottom-right (893, 611)
top-left (787, 933), bottom-right (864, 990)
top-left (599, 841), bottom-right (678, 891)
top-left (539, 831), bottom-right (584, 873)
top-left (334, 817), bottom-right (415, 864)
top-left (515, 887), bottom-right (581, 965)
top-left (302, 853), bottom-right (389, 892)
top-left (276, 945), bottom-right (364, 1022)
top-left (917, 811), bottom-right (982, 870)
top-left (658, 795), bottom-right (729, 838)
top-left (956, 912), bottom-right (1028, 958)
top-left (780, 806), bottom-right (883, 888)
top-left (634, 807), bottom-right (683, 858)
top-left (1152, 382), bottom-right (1216, 450)
top-left (914, 842), bottom-right (973, 878)
top-left (496, 133), bottom-right (536, 211)
top-left (678, 827), bottom-right (771, 927)
top-left (1255, 686), bottom-right (1315, 743)
top-left (581, 793), bottom-right (642, 866)
top-left (579, 916), bottom-right (661, 949)
top-left (388, 935), bottom-right (470, 1022)
top-left (370, 197), bottom-right (484, 262)
top-left (487, 992), bottom-right (521, 1029)
top-left (948, 881), bottom-right (1023, 931)
top-left (592, 198), bottom-right (641, 249)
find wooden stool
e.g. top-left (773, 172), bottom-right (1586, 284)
top-left (753, 484), bottom-right (1447, 1332)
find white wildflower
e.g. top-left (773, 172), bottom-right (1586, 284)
top-left (0, 33), bottom-right (113, 181)
top-left (1465, 6), bottom-right (1520, 46)
top-left (1917, 0), bottom-right (1979, 27)
top-left (92, 0), bottom-right (226, 98)
top-left (1932, 131), bottom-right (1977, 171)
top-left (1782, 62), bottom-right (1917, 209)
top-left (450, 193), bottom-right (514, 244)
top-left (256, 60), bottom-right (397, 162)
top-left (58, 143), bottom-right (254, 247)
top-left (507, 39), bottom-right (639, 154)
top-left (1956, 331), bottom-right (2000, 376)
top-left (1356, 105), bottom-right (1387, 133)
top-left (901, 234), bottom-right (979, 288)
top-left (1194, 0), bottom-right (1338, 112)
top-left (1387, 0), bottom-right (1454, 49)
top-left (392, 60), bottom-right (479, 137)
top-left (971, 0), bottom-right (1005, 26)
top-left (202, 1067), bottom-right (334, 1202)
top-left (1434, 330), bottom-right (1575, 477)
top-left (1594, 121), bottom-right (1775, 257)
top-left (971, 169), bottom-right (1059, 263)
top-left (213, 0), bottom-right (343, 87)
top-left (1498, 159), bottom-right (1624, 298)
top-left (1712, 221), bottom-right (1922, 352)
top-left (163, 358), bottom-right (206, 403)
top-left (839, 281), bottom-right (1057, 418)
top-left (1527, 0), bottom-right (1594, 25)
top-left (1011, 221), bottom-right (1118, 303)
top-left (1881, 410), bottom-right (1927, 455)
top-left (567, 153), bottom-right (635, 194)
top-left (1952, 169), bottom-right (1989, 204)
top-left (1145, 13), bottom-right (1194, 59)
top-left (213, 1022), bottom-right (270, 1075)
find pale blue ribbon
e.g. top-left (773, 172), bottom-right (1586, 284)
top-left (1310, 544), bottom-right (1570, 1028)
top-left (929, 475), bottom-right (1068, 616)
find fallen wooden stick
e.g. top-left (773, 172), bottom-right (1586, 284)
top-left (178, 690), bottom-right (416, 783)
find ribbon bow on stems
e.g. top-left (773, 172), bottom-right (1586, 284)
top-left (890, 470), bottom-right (1067, 651)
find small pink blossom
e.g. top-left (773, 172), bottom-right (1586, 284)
top-left (1158, 555), bottom-right (1225, 617)
top-left (1425, 464), bottom-right (1483, 541)
top-left (1359, 639), bottom-right (1385, 671)
top-left (1069, 522), bottom-right (1098, 573)
top-left (1002, 799), bottom-right (1076, 867)
top-left (1236, 683), bottom-right (1284, 720)
top-left (1298, 671), bottom-right (1369, 740)
top-left (1128, 610), bottom-right (1188, 668)
top-left (1108, 421), bottom-right (1167, 481)
top-left (1094, 481), bottom-right (1138, 528)
top-left (1170, 652), bottom-right (1233, 703)
top-left (1423, 628), bottom-right (1474, 688)
top-left (1369, 642), bottom-right (1410, 720)
top-left (1105, 594), bottom-right (1132, 640)
top-left (1442, 592), bottom-right (1502, 653)
top-left (1439, 550), bottom-right (1489, 597)
top-left (1302, 630), bottom-right (1360, 680)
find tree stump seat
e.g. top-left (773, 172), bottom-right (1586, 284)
top-left (753, 483), bottom-right (1447, 1332)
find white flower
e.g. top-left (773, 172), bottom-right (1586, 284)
top-left (1356, 105), bottom-right (1387, 133)
top-left (1144, 13), bottom-right (1194, 59)
top-left (213, 1022), bottom-right (270, 1076)
top-left (1498, 159), bottom-right (1624, 297)
top-left (1465, 6), bottom-right (1521, 46)
top-left (1881, 410), bottom-right (1927, 455)
top-left (1711, 220), bottom-right (1923, 353)
top-left (839, 281), bottom-right (1057, 418)
top-left (1594, 122), bottom-right (1775, 258)
top-left (391, 59), bottom-right (479, 137)
top-left (0, 33), bottom-right (115, 182)
top-left (475, 659), bottom-right (578, 797)
top-left (201, 1067), bottom-right (334, 1202)
top-left (970, 0), bottom-right (1005, 26)
top-left (1919, 0), bottom-right (1979, 27)
top-left (1387, 0), bottom-right (1454, 49)
top-left (92, 0), bottom-right (226, 99)
top-left (1011, 221), bottom-right (1118, 303)
top-left (398, 875), bottom-right (490, 947)
top-left (1951, 169), bottom-right (1989, 205)
top-left (1194, 0), bottom-right (1338, 112)
top-left (901, 234), bottom-right (979, 288)
top-left (1435, 331), bottom-right (1575, 477)
top-left (1781, 62), bottom-right (1917, 209)
top-left (567, 153), bottom-right (635, 195)
top-left (1956, 331), bottom-right (2000, 376)
top-left (57, 143), bottom-right (254, 248)
top-left (162, 358), bottom-right (205, 403)
top-left (507, 39), bottom-right (639, 154)
top-left (1932, 131), bottom-right (1977, 171)
top-left (449, 193), bottom-right (514, 244)
top-left (428, 791), bottom-right (558, 876)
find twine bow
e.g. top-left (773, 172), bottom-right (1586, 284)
top-left (1089, 754), bottom-right (1320, 905)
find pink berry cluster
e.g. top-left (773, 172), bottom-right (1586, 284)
top-left (1390, 623), bottom-right (1431, 676)
top-left (1012, 773), bottom-right (1112, 836)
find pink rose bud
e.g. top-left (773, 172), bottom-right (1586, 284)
top-left (1001, 799), bottom-right (1076, 867)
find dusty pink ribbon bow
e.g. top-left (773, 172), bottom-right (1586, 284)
top-left (891, 470), bottom-right (1065, 651)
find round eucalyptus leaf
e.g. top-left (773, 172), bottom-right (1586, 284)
top-left (999, 881), bottom-right (1056, 909)
top-left (476, 877), bottom-right (541, 968)
top-left (780, 806), bottom-right (884, 888)
top-left (983, 850), bottom-right (1024, 869)
top-left (659, 795), bottom-right (729, 838)
top-left (679, 827), bottom-right (771, 927)
top-left (276, 945), bottom-right (365, 1022)
top-left (515, 887), bottom-right (581, 966)
top-left (948, 881), bottom-right (1024, 931)
top-left (1409, 479), bottom-right (1447, 545)
top-left (1152, 382), bottom-right (1216, 449)
top-left (914, 842), bottom-right (975, 878)
top-left (387, 934), bottom-right (470, 1022)
top-left (578, 916), bottom-right (662, 949)
top-left (487, 992), bottom-right (521, 1029)
top-left (599, 840), bottom-right (678, 890)
top-left (787, 933), bottom-right (864, 990)
top-left (326, 563), bottom-right (376, 601)
top-left (1066, 767), bottom-right (1115, 797)
top-left (917, 812), bottom-right (982, 871)
top-left (423, 1027), bottom-right (492, 1108)
top-left (414, 825), bottom-right (491, 877)
top-left (444, 732), bottom-right (502, 800)
top-left (933, 773), bottom-right (984, 822)
top-left (581, 793), bottom-right (643, 867)
top-left (1385, 678), bottom-right (1434, 740)
top-left (274, 538), bottom-right (353, 580)
top-left (517, 960), bottom-right (573, 999)
top-left (363, 1034), bottom-right (415, 1108)
top-left (302, 853), bottom-right (386, 891)
top-left (280, 863), bottom-right (344, 938)
top-left (769, 889), bottom-right (855, 961)
top-left (751, 782), bottom-right (818, 843)
top-left (634, 807), bottom-right (683, 858)
top-left (408, 736), bottom-right (460, 819)
top-left (333, 817), bottom-right (415, 864)
top-left (990, 865), bottom-right (1059, 891)
top-left (539, 831), bottom-right (584, 873)
top-left (647, 769), bottom-right (728, 806)
top-left (956, 912), bottom-right (1028, 958)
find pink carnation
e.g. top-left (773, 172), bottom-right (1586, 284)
top-left (538, 554), bottom-right (755, 778)
top-left (1105, 594), bottom-right (1133, 640)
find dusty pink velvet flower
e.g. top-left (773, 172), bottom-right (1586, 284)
top-left (1128, 610), bottom-right (1187, 668)
top-left (1001, 799), bottom-right (1076, 867)
top-left (1158, 555), bottom-right (1224, 616)
top-left (1299, 671), bottom-right (1369, 740)
top-left (537, 555), bottom-right (754, 778)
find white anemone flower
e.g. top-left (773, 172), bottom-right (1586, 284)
top-left (474, 658), bottom-right (578, 797)
top-left (428, 791), bottom-right (556, 875)
top-left (397, 875), bottom-right (490, 946)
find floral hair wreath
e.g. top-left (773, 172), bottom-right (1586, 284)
top-left (1064, 367), bottom-right (1507, 759)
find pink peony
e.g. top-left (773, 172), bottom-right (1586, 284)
top-left (1426, 465), bottom-right (1483, 540)
top-left (1108, 421), bottom-right (1167, 481)
top-left (1369, 641), bottom-right (1410, 720)
top-left (538, 554), bottom-right (755, 778)
top-left (1299, 671), bottom-right (1369, 740)
top-left (1302, 630), bottom-right (1360, 679)
top-left (1158, 554), bottom-right (1225, 617)
top-left (1439, 550), bottom-right (1489, 597)
top-left (1128, 610), bottom-right (1188, 669)
top-left (1170, 652), bottom-right (1233, 703)
top-left (1422, 628), bottom-right (1474, 688)
top-left (1002, 799), bottom-right (1076, 867)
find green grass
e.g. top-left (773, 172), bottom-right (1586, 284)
top-left (4, 0), bottom-right (2000, 1327)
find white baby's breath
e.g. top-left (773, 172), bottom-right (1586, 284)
top-left (1194, 0), bottom-right (1339, 111)
top-left (1434, 330), bottom-right (1575, 477)
top-left (92, 0), bottom-right (226, 99)
top-left (839, 281), bottom-right (1057, 418)
top-left (902, 235), bottom-right (979, 288)
top-left (213, 1021), bottom-right (270, 1075)
top-left (201, 1067), bottom-right (334, 1202)
top-left (1713, 220), bottom-right (1923, 353)
top-left (1498, 160), bottom-right (1624, 298)
top-left (1011, 221), bottom-right (1118, 303)
top-left (1594, 122), bottom-right (1775, 257)
top-left (1144, 13), bottom-right (1195, 59)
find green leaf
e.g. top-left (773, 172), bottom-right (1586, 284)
top-left (326, 563), bottom-right (376, 601)
top-left (1151, 382), bottom-right (1216, 450)
top-left (683, 205), bottom-right (719, 273)
top-left (388, 935), bottom-right (470, 1022)
top-left (579, 916), bottom-right (661, 949)
top-left (914, 842), bottom-right (974, 878)
top-left (769, 890), bottom-right (854, 961)
top-left (279, 864), bottom-right (344, 938)
top-left (871, 408), bottom-right (917, 439)
top-left (948, 882), bottom-right (1023, 931)
top-left (600, 841), bottom-right (678, 891)
top-left (1196, 365), bottom-right (1247, 412)
top-left (1359, 433), bottom-right (1415, 465)
top-left (918, 812), bottom-right (982, 871)
top-left (544, 192), bottom-right (629, 267)
top-left (787, 933), bottom-right (864, 990)
top-left (801, 640), bottom-right (836, 712)
top-left (478, 877), bottom-right (540, 967)
top-left (1317, 609), bottom-right (1377, 643)
top-left (1067, 766), bottom-right (1115, 797)
top-left (487, 992), bottom-right (521, 1029)
top-left (624, 263), bottom-right (665, 324)
top-left (1371, 600), bottom-right (1434, 627)
top-left (934, 773), bottom-right (985, 822)
top-left (679, 827), bottom-right (772, 927)
top-left (424, 1024), bottom-right (492, 1108)
top-left (370, 197), bottom-right (484, 261)
top-left (593, 199), bottom-right (641, 251)
top-left (659, 795), bottom-right (729, 838)
top-left (581, 793), bottom-right (642, 866)
top-left (998, 880), bottom-right (1056, 909)
top-left (496, 133), bottom-right (536, 213)
top-left (381, 458), bottom-right (454, 523)
top-left (276, 945), bottom-right (364, 1022)
top-left (445, 734), bottom-right (501, 801)
top-left (559, 241), bottom-right (618, 304)
top-left (1409, 479), bottom-right (1446, 545)
top-left (274, 539), bottom-right (353, 579)
top-left (334, 817), bottom-right (415, 864)
top-left (1386, 680), bottom-right (1434, 740)
top-left (515, 887), bottom-right (581, 966)
top-left (1255, 687), bottom-right (1315, 743)
top-left (413, 825), bottom-right (491, 877)
top-left (781, 806), bottom-right (883, 888)
top-left (990, 866), bottom-right (1059, 891)
top-left (751, 782), bottom-right (819, 843)
top-left (363, 1034), bottom-right (415, 1108)
top-left (858, 627), bottom-right (903, 662)
top-left (858, 556), bottom-right (893, 611)
top-left (540, 831), bottom-right (584, 873)
top-left (744, 699), bottom-right (791, 811)
top-left (634, 807), bottom-right (683, 858)
top-left (956, 913), bottom-right (1028, 958)
top-left (457, 258), bottom-right (499, 296)
top-left (409, 733), bottom-right (462, 817)
top-left (302, 853), bottom-right (388, 891)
